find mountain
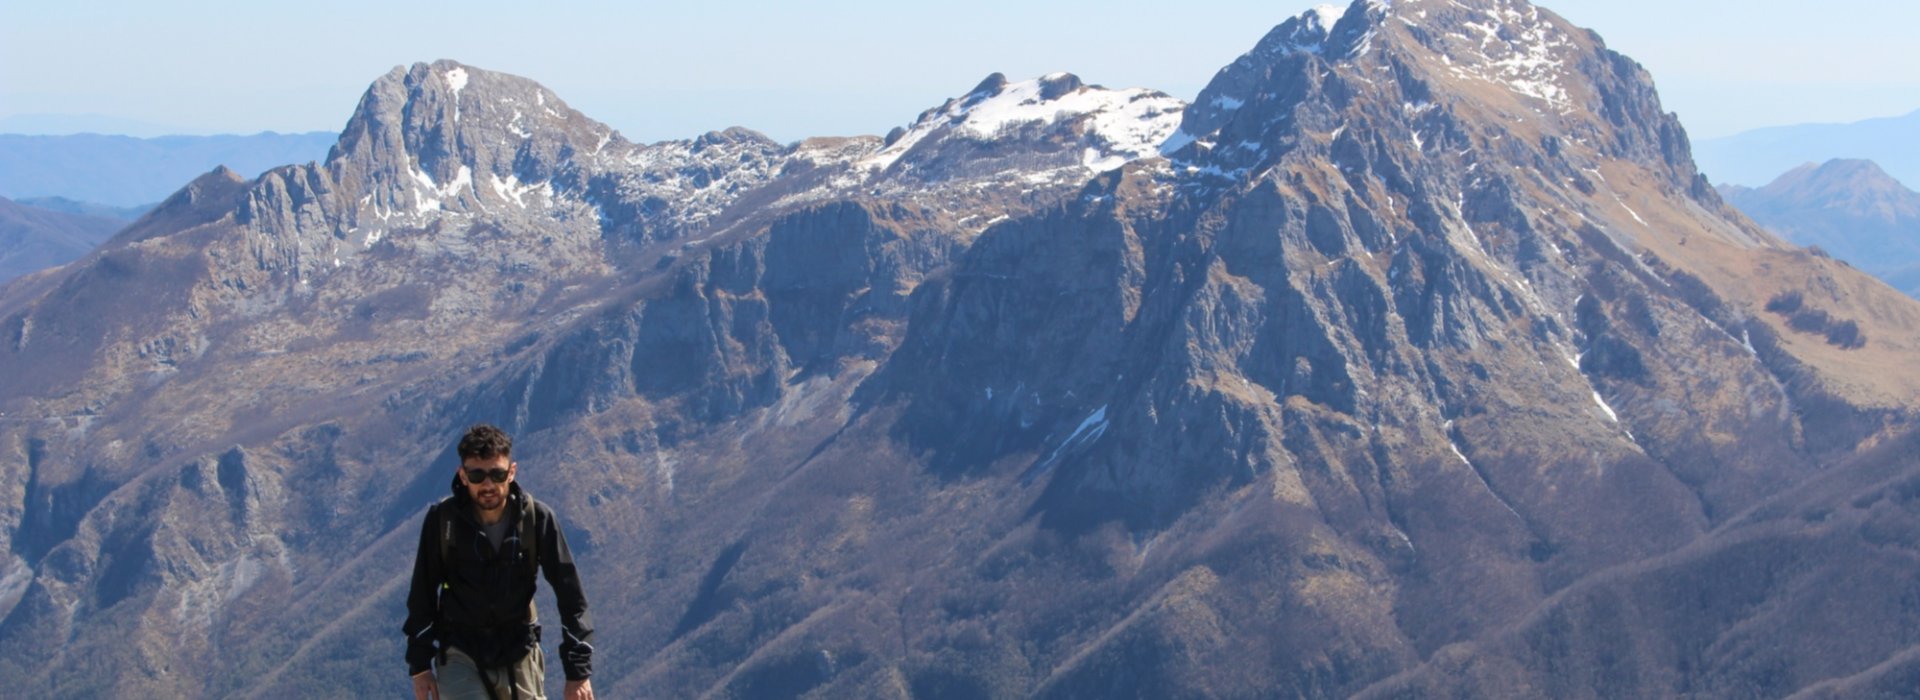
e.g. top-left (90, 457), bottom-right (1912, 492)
top-left (3, 1), bottom-right (1920, 697)
top-left (1720, 159), bottom-right (1920, 297)
top-left (0, 131), bottom-right (336, 207)
top-left (11, 196), bottom-right (152, 222)
top-left (1695, 109), bottom-right (1920, 189)
top-left (0, 113), bottom-right (191, 138)
top-left (0, 196), bottom-right (125, 283)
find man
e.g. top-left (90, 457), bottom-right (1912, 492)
top-left (404, 424), bottom-right (596, 700)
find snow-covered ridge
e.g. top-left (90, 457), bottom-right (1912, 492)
top-left (861, 73), bottom-right (1186, 174)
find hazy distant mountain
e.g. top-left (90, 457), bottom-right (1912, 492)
top-left (0, 113), bottom-right (191, 138)
top-left (12, 196), bottom-right (151, 221)
top-left (1720, 159), bottom-right (1920, 296)
top-left (0, 131), bottom-right (336, 207)
top-left (5, 1), bottom-right (1920, 698)
top-left (0, 196), bottom-right (125, 283)
top-left (1695, 109), bottom-right (1920, 188)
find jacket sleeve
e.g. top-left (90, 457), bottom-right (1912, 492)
top-left (401, 504), bottom-right (443, 676)
top-left (539, 504), bottom-right (595, 681)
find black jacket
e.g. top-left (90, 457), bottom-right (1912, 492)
top-left (403, 478), bottom-right (594, 680)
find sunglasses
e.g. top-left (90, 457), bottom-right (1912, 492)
top-left (463, 467), bottom-right (511, 484)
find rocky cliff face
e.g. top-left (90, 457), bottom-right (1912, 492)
top-left (3, 2), bottom-right (1920, 698)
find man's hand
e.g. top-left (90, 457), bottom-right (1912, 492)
top-left (565, 678), bottom-right (594, 700)
top-left (411, 670), bottom-right (438, 700)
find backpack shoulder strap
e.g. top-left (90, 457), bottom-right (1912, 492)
top-left (518, 491), bottom-right (540, 567)
top-left (431, 498), bottom-right (456, 571)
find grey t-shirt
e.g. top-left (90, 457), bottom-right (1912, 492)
top-left (481, 516), bottom-right (510, 554)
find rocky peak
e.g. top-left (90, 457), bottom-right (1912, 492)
top-left (1169, 3), bottom-right (1343, 146)
top-left (1035, 71), bottom-right (1086, 100)
top-left (1166, 0), bottom-right (1729, 252)
top-left (213, 61), bottom-right (801, 299)
top-left (112, 166), bottom-right (247, 245)
top-left (321, 60), bottom-right (623, 225)
top-left (962, 72), bottom-right (1010, 103)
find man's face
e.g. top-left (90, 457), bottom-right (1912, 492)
top-left (459, 454), bottom-right (515, 512)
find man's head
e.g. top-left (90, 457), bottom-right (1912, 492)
top-left (456, 424), bottom-right (515, 512)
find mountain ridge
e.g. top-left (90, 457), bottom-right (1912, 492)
top-left (0, 196), bottom-right (126, 284)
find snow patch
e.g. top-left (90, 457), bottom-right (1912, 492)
top-left (1614, 195), bottom-right (1648, 226)
top-left (446, 67), bottom-right (468, 122)
top-left (1446, 426), bottom-right (1526, 525)
top-left (1061, 406), bottom-right (1110, 449)
top-left (1591, 390), bottom-right (1619, 422)
top-left (446, 165), bottom-right (473, 198)
top-left (488, 173), bottom-right (552, 208)
top-left (1159, 129), bottom-right (1197, 156)
top-left (1029, 405), bottom-right (1112, 481)
top-left (409, 164), bottom-right (474, 215)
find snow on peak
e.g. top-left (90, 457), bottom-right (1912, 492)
top-left (862, 74), bottom-right (1186, 174)
top-left (1306, 3), bottom-right (1344, 33)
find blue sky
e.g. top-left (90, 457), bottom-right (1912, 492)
top-left (4, 0), bottom-right (1916, 143)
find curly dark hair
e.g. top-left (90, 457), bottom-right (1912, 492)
top-left (457, 424), bottom-right (513, 461)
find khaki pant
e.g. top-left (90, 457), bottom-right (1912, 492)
top-left (438, 645), bottom-right (546, 700)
